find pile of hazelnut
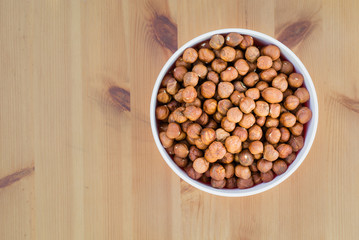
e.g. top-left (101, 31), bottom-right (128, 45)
top-left (156, 32), bottom-right (312, 189)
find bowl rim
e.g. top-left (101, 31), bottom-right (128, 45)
top-left (150, 28), bottom-right (319, 197)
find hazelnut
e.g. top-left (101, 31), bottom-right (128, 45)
top-left (210, 163), bottom-right (226, 180)
top-left (172, 107), bottom-right (187, 123)
top-left (217, 99), bottom-right (233, 115)
top-left (234, 49), bottom-right (244, 61)
top-left (211, 58), bottom-right (227, 73)
top-left (285, 153), bottom-right (296, 165)
top-left (226, 177), bottom-right (237, 188)
top-left (257, 56), bottom-right (273, 70)
top-left (225, 136), bottom-right (242, 153)
top-left (296, 107), bottom-right (312, 124)
top-left (283, 88), bottom-right (293, 99)
top-left (193, 157), bottom-right (210, 173)
top-left (248, 124), bottom-right (262, 141)
top-left (216, 128), bottom-right (230, 142)
top-left (166, 122), bottom-right (182, 139)
top-left (181, 120), bottom-right (192, 132)
top-left (250, 162), bottom-right (259, 172)
top-left (201, 128), bottom-right (216, 145)
top-left (269, 103), bottom-right (281, 118)
top-left (272, 75), bottom-right (288, 92)
top-left (187, 123), bottom-right (202, 139)
top-left (183, 72), bottom-right (199, 87)
top-left (265, 127), bottom-right (281, 144)
top-left (280, 112), bottom-right (297, 127)
top-left (201, 81), bottom-right (216, 98)
top-left (230, 91), bottom-right (245, 106)
top-left (254, 101), bottom-right (269, 116)
top-left (290, 122), bottom-right (303, 136)
top-left (247, 61), bottom-right (257, 72)
top-left (173, 66), bottom-right (188, 81)
top-left (276, 143), bottom-right (293, 158)
top-left (279, 127), bottom-right (291, 142)
top-left (234, 59), bottom-right (250, 76)
top-left (189, 146), bottom-right (203, 161)
top-left (213, 111), bottom-right (224, 123)
top-left (256, 116), bottom-right (266, 127)
top-left (288, 73), bottom-right (304, 88)
top-left (262, 87), bottom-right (283, 103)
top-left (183, 47), bottom-right (198, 63)
top-left (218, 82), bottom-right (234, 98)
top-left (224, 163), bottom-right (235, 178)
top-left (238, 149), bottom-right (254, 166)
top-left (185, 98), bottom-right (201, 108)
top-left (220, 46), bottom-right (236, 62)
top-left (261, 170), bottom-right (274, 182)
top-left (220, 67), bottom-right (239, 81)
top-left (245, 46), bottom-right (260, 63)
top-left (221, 117), bottom-right (236, 132)
top-left (206, 141), bottom-right (227, 161)
top-left (263, 144), bottom-right (279, 161)
top-left (175, 131), bottom-right (186, 141)
top-left (196, 112), bottom-right (209, 126)
top-left (226, 32), bottom-right (244, 47)
top-left (260, 68), bottom-right (277, 82)
top-left (235, 165), bottom-right (251, 179)
top-left (257, 159), bottom-right (273, 173)
top-left (192, 63), bottom-right (208, 79)
top-left (273, 160), bottom-right (288, 175)
top-left (261, 45), bottom-right (280, 60)
top-left (284, 95), bottom-right (300, 111)
top-left (256, 81), bottom-right (269, 91)
top-left (237, 178), bottom-right (254, 189)
top-left (198, 48), bottom-right (215, 63)
top-left (207, 71), bottom-right (219, 84)
top-left (166, 78), bottom-right (180, 95)
top-left (239, 96), bottom-right (255, 113)
top-left (156, 105), bottom-right (169, 120)
top-left (205, 119), bottom-right (218, 129)
top-left (232, 127), bottom-right (248, 142)
top-left (159, 132), bottom-right (174, 148)
top-left (239, 113), bottom-right (256, 129)
top-left (186, 136), bottom-right (196, 145)
top-left (185, 163), bottom-right (203, 180)
top-left (203, 99), bottom-right (217, 115)
top-left (254, 154), bottom-right (262, 160)
top-left (227, 107), bottom-right (243, 123)
top-left (294, 87), bottom-right (310, 103)
top-left (182, 86), bottom-right (197, 103)
top-left (209, 34), bottom-right (225, 49)
top-left (220, 152), bottom-right (234, 164)
top-left (174, 89), bottom-right (184, 102)
top-left (194, 137), bottom-right (208, 150)
top-left (265, 117), bottom-right (279, 128)
top-left (253, 173), bottom-right (263, 184)
top-left (157, 88), bottom-right (171, 103)
top-left (183, 106), bottom-right (202, 121)
top-left (174, 143), bottom-right (189, 158)
top-left (243, 72), bottom-right (259, 87)
top-left (166, 145), bottom-right (175, 155)
top-left (213, 49), bottom-right (221, 58)
top-left (245, 88), bottom-right (260, 100)
top-left (167, 100), bottom-right (179, 112)
top-left (200, 174), bottom-right (210, 184)
top-left (211, 179), bottom-right (226, 188)
top-left (173, 156), bottom-right (188, 168)
top-left (272, 58), bottom-right (282, 71)
top-left (280, 61), bottom-right (294, 75)
top-left (288, 135), bottom-right (304, 152)
top-left (239, 35), bottom-right (254, 49)
top-left (175, 57), bottom-right (191, 69)
top-left (161, 74), bottom-right (173, 87)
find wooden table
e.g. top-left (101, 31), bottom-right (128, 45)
top-left (1, 0), bottom-right (359, 239)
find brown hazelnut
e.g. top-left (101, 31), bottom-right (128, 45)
top-left (159, 132), bottom-right (174, 148)
top-left (172, 107), bottom-right (188, 123)
top-left (234, 59), bottom-right (249, 76)
top-left (166, 145), bottom-right (175, 155)
top-left (167, 100), bottom-right (179, 112)
top-left (193, 157), bottom-right (210, 173)
top-left (185, 163), bottom-right (203, 180)
top-left (173, 156), bottom-right (188, 168)
top-left (183, 48), bottom-right (198, 63)
top-left (226, 32), bottom-right (244, 47)
top-left (238, 149), bottom-right (254, 166)
top-left (198, 48), bottom-right (215, 63)
top-left (211, 58), bottom-right (228, 73)
top-left (261, 45), bottom-right (280, 60)
top-left (209, 34), bottom-right (225, 49)
top-left (279, 127), bottom-right (291, 142)
top-left (280, 112), bottom-right (297, 127)
top-left (239, 35), bottom-right (254, 49)
top-left (226, 177), bottom-right (237, 188)
top-left (174, 89), bottom-right (184, 103)
top-left (285, 153), bottom-right (296, 165)
top-left (175, 57), bottom-right (191, 69)
top-left (250, 162), bottom-right (259, 172)
top-left (235, 165), bottom-right (251, 179)
top-left (206, 141), bottom-right (227, 161)
top-left (205, 119), bottom-right (218, 129)
top-left (257, 159), bottom-right (273, 173)
top-left (213, 111), bottom-right (224, 123)
top-left (216, 128), bottom-right (230, 142)
top-left (245, 88), bottom-right (260, 100)
top-left (157, 88), bottom-right (171, 103)
top-left (200, 174), bottom-right (210, 184)
top-left (173, 66), bottom-right (188, 81)
top-left (288, 73), bottom-right (304, 88)
top-left (254, 101), bottom-right (269, 117)
top-left (174, 143), bottom-right (189, 158)
top-left (224, 163), bottom-right (235, 178)
top-left (166, 78), bottom-right (180, 95)
top-left (245, 46), bottom-right (260, 63)
top-left (262, 87), bottom-right (283, 103)
top-left (187, 123), bottom-right (202, 139)
top-left (253, 173), bottom-right (263, 184)
top-left (232, 127), bottom-right (248, 142)
top-left (247, 61), bottom-right (257, 72)
top-left (247, 124), bottom-right (262, 141)
top-left (273, 160), bottom-right (288, 175)
top-left (211, 179), bottom-right (226, 188)
top-left (218, 82), bottom-right (234, 98)
top-left (239, 113), bottom-right (256, 129)
top-left (261, 170), bottom-right (274, 182)
top-left (283, 89), bottom-right (293, 99)
top-left (272, 75), bottom-right (288, 92)
top-left (166, 122), bottom-right (182, 139)
top-left (156, 105), bottom-right (169, 120)
top-left (243, 72), bottom-right (259, 87)
top-left (192, 63), bottom-right (208, 79)
top-left (288, 135), bottom-right (304, 152)
top-left (161, 74), bottom-right (173, 87)
top-left (225, 136), bottom-right (242, 153)
top-left (183, 72), bottom-right (199, 87)
top-left (207, 71), bottom-right (219, 84)
top-left (182, 86), bottom-right (197, 103)
top-left (185, 98), bottom-right (201, 108)
top-left (175, 131), bottom-right (186, 141)
top-left (263, 144), bottom-right (279, 161)
top-left (230, 91), bottom-right (245, 106)
top-left (194, 137), bottom-right (208, 150)
top-left (296, 106), bottom-right (312, 124)
top-left (201, 128), bottom-right (216, 145)
top-left (260, 68), bottom-right (277, 82)
top-left (221, 117), bottom-right (236, 132)
top-left (220, 46), bottom-right (236, 62)
top-left (181, 120), bottom-right (192, 132)
top-left (269, 103), bottom-right (281, 118)
top-left (183, 106), bottom-right (202, 121)
top-left (213, 49), bottom-right (221, 58)
top-left (265, 127), bottom-right (281, 144)
top-left (220, 152), bottom-right (234, 164)
top-left (217, 99), bottom-right (233, 115)
top-left (237, 178), bottom-right (254, 189)
top-left (227, 107), bottom-right (243, 123)
top-left (290, 122), bottom-right (303, 136)
top-left (201, 81), bottom-right (216, 98)
top-left (256, 116), bottom-right (266, 127)
top-left (239, 97), bottom-right (255, 113)
top-left (254, 154), bottom-right (263, 160)
top-left (284, 95), bottom-right (300, 111)
top-left (220, 67), bottom-right (239, 81)
top-left (234, 49), bottom-right (244, 61)
top-left (189, 146), bottom-right (203, 161)
top-left (276, 143), bottom-right (293, 158)
top-left (280, 61), bottom-right (294, 75)
top-left (210, 163), bottom-right (226, 180)
top-left (256, 81), bottom-right (269, 91)
top-left (272, 58), bottom-right (282, 71)
top-left (196, 112), bottom-right (209, 126)
top-left (186, 136), bottom-right (196, 145)
top-left (257, 56), bottom-right (273, 70)
top-left (203, 99), bottom-right (217, 115)
top-left (233, 82), bottom-right (247, 93)
top-left (265, 117), bottom-right (279, 128)
top-left (294, 87), bottom-right (310, 103)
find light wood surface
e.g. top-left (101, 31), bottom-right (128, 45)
top-left (1, 0), bottom-right (359, 239)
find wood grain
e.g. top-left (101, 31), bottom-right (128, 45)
top-left (0, 0), bottom-right (359, 239)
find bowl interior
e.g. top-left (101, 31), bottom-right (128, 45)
top-left (150, 28), bottom-right (318, 197)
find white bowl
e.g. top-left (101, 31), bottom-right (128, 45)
top-left (150, 28), bottom-right (318, 197)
